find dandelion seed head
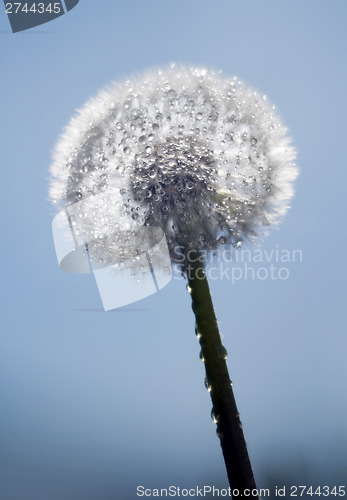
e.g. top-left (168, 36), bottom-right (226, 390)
top-left (50, 66), bottom-right (297, 267)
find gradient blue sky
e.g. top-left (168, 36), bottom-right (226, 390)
top-left (1, 1), bottom-right (347, 499)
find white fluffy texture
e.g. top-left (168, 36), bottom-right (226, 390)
top-left (50, 66), bottom-right (297, 266)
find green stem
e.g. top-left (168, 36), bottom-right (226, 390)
top-left (187, 254), bottom-right (258, 498)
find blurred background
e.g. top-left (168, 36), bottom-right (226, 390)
top-left (1, 1), bottom-right (346, 498)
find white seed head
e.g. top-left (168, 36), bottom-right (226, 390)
top-left (50, 66), bottom-right (297, 267)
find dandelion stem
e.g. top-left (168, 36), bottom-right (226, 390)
top-left (187, 254), bottom-right (258, 498)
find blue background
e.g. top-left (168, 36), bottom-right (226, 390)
top-left (1, 1), bottom-right (346, 498)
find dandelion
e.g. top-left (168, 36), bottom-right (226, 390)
top-left (50, 65), bottom-right (297, 497)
